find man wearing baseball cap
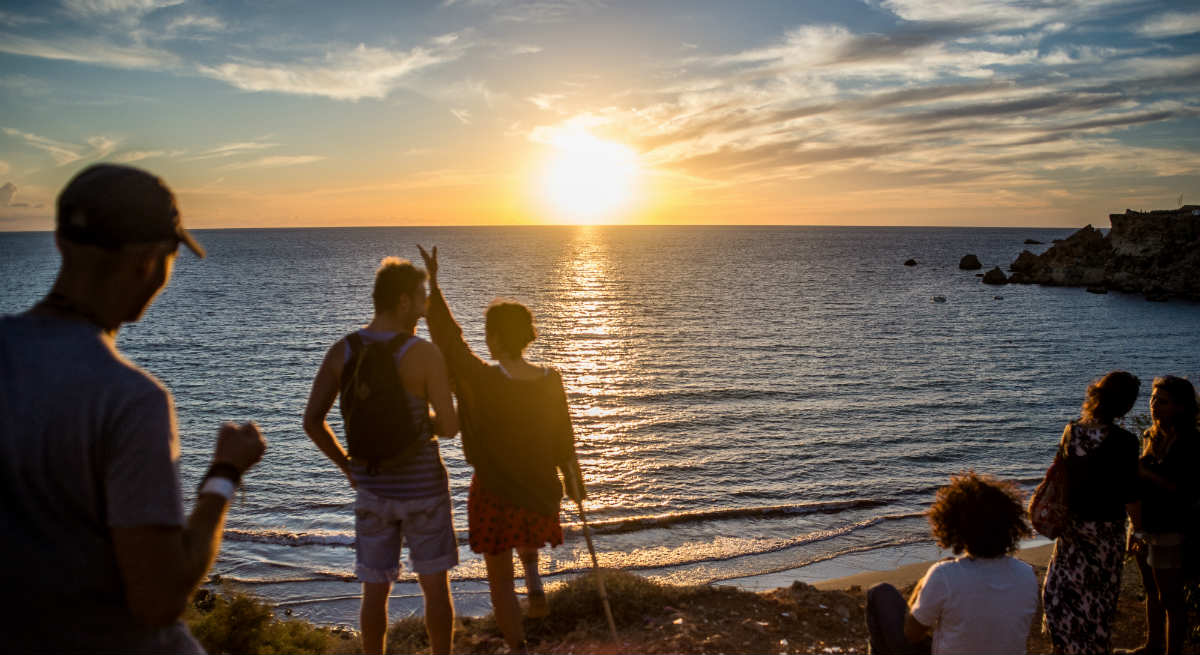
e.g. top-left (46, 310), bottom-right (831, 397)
top-left (0, 164), bottom-right (266, 653)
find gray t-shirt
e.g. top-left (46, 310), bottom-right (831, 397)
top-left (0, 314), bottom-right (200, 653)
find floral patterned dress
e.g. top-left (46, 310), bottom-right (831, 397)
top-left (1042, 421), bottom-right (1131, 654)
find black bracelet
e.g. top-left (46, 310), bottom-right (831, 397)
top-left (202, 462), bottom-right (242, 487)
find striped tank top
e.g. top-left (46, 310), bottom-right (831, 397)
top-left (343, 330), bottom-right (449, 500)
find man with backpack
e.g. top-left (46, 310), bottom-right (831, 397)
top-left (303, 256), bottom-right (459, 655)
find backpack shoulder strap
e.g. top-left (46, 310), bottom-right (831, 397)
top-left (346, 332), bottom-right (365, 355)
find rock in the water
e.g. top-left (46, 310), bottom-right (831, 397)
top-left (993, 296), bottom-right (1004, 300)
top-left (1010, 250), bottom-right (1038, 274)
top-left (1145, 287), bottom-right (1171, 302)
top-left (904, 258), bottom-right (918, 266)
top-left (982, 267), bottom-right (1008, 285)
top-left (1006, 207), bottom-right (1200, 300)
top-left (1086, 286), bottom-right (1107, 294)
top-left (959, 254), bottom-right (982, 270)
top-left (1024, 239), bottom-right (1043, 244)
top-left (932, 296), bottom-right (947, 303)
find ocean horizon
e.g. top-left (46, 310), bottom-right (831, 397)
top-left (4, 225), bottom-right (1198, 626)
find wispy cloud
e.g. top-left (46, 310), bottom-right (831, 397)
top-left (222, 155), bottom-right (324, 170)
top-left (1136, 11), bottom-right (1200, 38)
top-left (198, 38), bottom-right (468, 101)
top-left (2, 127), bottom-right (120, 166)
top-left (166, 14), bottom-right (226, 34)
top-left (61, 0), bottom-right (183, 17)
top-left (449, 108), bottom-right (472, 124)
top-left (187, 141), bottom-right (279, 161)
top-left (528, 93), bottom-right (564, 110)
top-left (110, 149), bottom-right (172, 163)
top-left (0, 10), bottom-right (47, 27)
top-left (0, 33), bottom-right (177, 69)
top-left (880, 0), bottom-right (1127, 30)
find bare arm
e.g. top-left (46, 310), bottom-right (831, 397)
top-left (904, 614), bottom-right (931, 644)
top-left (419, 245), bottom-right (490, 382)
top-left (419, 341), bottom-right (459, 437)
top-left (111, 423), bottom-right (265, 626)
top-left (303, 340), bottom-right (352, 480)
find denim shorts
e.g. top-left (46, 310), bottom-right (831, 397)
top-left (354, 488), bottom-right (459, 582)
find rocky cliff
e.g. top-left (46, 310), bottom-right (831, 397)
top-left (1008, 206), bottom-right (1200, 300)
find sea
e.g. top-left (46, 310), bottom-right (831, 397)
top-left (3, 226), bottom-right (1199, 627)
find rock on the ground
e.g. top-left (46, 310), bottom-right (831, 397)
top-left (959, 254), bottom-right (982, 270)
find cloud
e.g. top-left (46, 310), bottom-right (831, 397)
top-left (0, 10), bottom-right (47, 27)
top-left (880, 0), bottom-right (1127, 30)
top-left (87, 136), bottom-right (118, 159)
top-left (222, 155), bottom-right (324, 170)
top-left (528, 93), bottom-right (564, 110)
top-left (443, 0), bottom-right (599, 23)
top-left (166, 14), bottom-right (225, 34)
top-left (61, 0), bottom-right (183, 17)
top-left (0, 182), bottom-right (15, 205)
top-left (111, 149), bottom-right (167, 163)
top-left (1136, 11), bottom-right (1200, 38)
top-left (187, 141), bottom-right (279, 160)
top-left (0, 33), bottom-right (177, 69)
top-left (0, 161), bottom-right (8, 175)
top-left (3, 127), bottom-right (82, 165)
top-left (449, 108), bottom-right (472, 124)
top-left (198, 39), bottom-right (466, 101)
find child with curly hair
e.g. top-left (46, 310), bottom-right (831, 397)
top-left (866, 471), bottom-right (1038, 654)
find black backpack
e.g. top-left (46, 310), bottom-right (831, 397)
top-left (339, 332), bottom-right (423, 474)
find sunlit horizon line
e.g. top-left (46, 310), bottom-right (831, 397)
top-left (1, 221), bottom-right (1102, 233)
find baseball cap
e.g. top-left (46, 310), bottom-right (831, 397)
top-left (56, 163), bottom-right (205, 258)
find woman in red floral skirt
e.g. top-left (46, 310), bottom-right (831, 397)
top-left (420, 246), bottom-right (585, 652)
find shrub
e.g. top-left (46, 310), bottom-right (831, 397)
top-left (185, 590), bottom-right (348, 654)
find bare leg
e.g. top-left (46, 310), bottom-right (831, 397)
top-left (484, 550), bottom-right (525, 650)
top-left (518, 547), bottom-right (543, 596)
top-left (361, 582), bottom-right (392, 655)
top-left (417, 571), bottom-right (455, 655)
top-left (1135, 552), bottom-right (1165, 653)
top-left (1153, 566), bottom-right (1186, 655)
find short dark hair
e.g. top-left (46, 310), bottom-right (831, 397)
top-left (928, 471), bottom-right (1031, 558)
top-left (1080, 370), bottom-right (1140, 423)
top-left (485, 299), bottom-right (536, 356)
top-left (372, 257), bottom-right (426, 313)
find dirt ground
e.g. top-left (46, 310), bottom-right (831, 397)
top-left (385, 559), bottom-right (1194, 654)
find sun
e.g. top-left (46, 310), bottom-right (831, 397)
top-left (539, 130), bottom-right (639, 223)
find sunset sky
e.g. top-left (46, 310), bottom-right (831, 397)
top-left (1, 0), bottom-right (1198, 229)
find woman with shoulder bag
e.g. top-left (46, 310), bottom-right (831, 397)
top-left (1041, 371), bottom-right (1141, 654)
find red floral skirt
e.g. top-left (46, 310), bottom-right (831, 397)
top-left (468, 475), bottom-right (563, 555)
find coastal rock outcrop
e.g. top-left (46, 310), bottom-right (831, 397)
top-left (959, 254), bottom-right (982, 270)
top-left (982, 267), bottom-right (1008, 285)
top-left (904, 258), bottom-right (918, 266)
top-left (1008, 206), bottom-right (1200, 300)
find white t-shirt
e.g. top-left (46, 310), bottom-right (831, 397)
top-left (909, 555), bottom-right (1039, 655)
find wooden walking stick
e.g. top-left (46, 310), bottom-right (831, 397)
top-left (574, 496), bottom-right (619, 643)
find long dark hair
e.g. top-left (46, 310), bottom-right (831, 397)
top-left (1144, 376), bottom-right (1199, 458)
top-left (1080, 370), bottom-right (1140, 424)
